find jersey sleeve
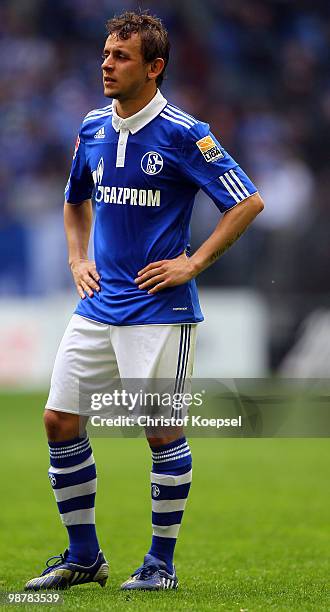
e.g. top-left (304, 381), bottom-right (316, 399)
top-left (64, 132), bottom-right (94, 204)
top-left (181, 122), bottom-right (258, 213)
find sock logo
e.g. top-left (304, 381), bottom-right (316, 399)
top-left (49, 474), bottom-right (57, 488)
top-left (151, 484), bottom-right (160, 498)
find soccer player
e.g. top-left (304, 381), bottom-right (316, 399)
top-left (25, 11), bottom-right (264, 591)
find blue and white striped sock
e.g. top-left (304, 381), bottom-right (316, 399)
top-left (48, 436), bottom-right (99, 565)
top-left (148, 437), bottom-right (192, 572)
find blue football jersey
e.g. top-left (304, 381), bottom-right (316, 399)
top-left (65, 90), bottom-right (257, 325)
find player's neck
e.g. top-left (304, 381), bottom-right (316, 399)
top-left (114, 86), bottom-right (158, 119)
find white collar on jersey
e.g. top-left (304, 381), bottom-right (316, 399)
top-left (111, 89), bottom-right (167, 134)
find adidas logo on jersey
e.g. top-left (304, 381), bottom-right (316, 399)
top-left (94, 127), bottom-right (105, 139)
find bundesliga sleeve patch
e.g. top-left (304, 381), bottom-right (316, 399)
top-left (196, 135), bottom-right (224, 163)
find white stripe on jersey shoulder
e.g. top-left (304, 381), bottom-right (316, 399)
top-left (83, 105), bottom-right (113, 124)
top-left (83, 111), bottom-right (112, 124)
top-left (85, 108), bottom-right (112, 119)
top-left (163, 106), bottom-right (196, 127)
top-left (84, 104), bottom-right (112, 119)
top-left (166, 104), bottom-right (198, 125)
top-left (160, 112), bottom-right (191, 129)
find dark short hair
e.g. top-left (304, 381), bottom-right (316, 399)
top-left (106, 11), bottom-right (170, 86)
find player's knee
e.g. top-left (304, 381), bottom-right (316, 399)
top-left (147, 436), bottom-right (168, 447)
top-left (44, 409), bottom-right (80, 442)
top-left (146, 427), bottom-right (184, 448)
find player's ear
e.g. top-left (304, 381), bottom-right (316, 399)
top-left (147, 58), bottom-right (165, 82)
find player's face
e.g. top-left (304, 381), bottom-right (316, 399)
top-left (101, 33), bottom-right (150, 100)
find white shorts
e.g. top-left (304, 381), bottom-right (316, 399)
top-left (46, 314), bottom-right (197, 415)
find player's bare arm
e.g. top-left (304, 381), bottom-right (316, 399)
top-left (191, 191), bottom-right (264, 270)
top-left (64, 199), bottom-right (100, 299)
top-left (136, 192), bottom-right (264, 294)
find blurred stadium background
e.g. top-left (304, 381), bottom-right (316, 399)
top-left (0, 0), bottom-right (330, 384)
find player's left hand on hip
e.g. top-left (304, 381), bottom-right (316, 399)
top-left (135, 252), bottom-right (195, 294)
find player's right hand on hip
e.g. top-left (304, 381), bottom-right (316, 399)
top-left (70, 259), bottom-right (100, 299)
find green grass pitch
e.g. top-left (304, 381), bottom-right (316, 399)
top-left (1, 392), bottom-right (329, 611)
